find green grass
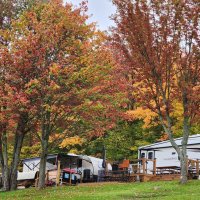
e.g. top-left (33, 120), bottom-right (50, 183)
top-left (1, 181), bottom-right (200, 200)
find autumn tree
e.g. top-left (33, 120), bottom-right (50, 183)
top-left (111, 0), bottom-right (200, 184)
top-left (10, 0), bottom-right (121, 189)
top-left (11, 0), bottom-right (93, 189)
top-left (0, 0), bottom-right (43, 191)
top-left (0, 0), bottom-right (37, 30)
top-left (0, 0), bottom-right (124, 190)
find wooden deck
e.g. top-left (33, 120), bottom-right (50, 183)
top-left (149, 174), bottom-right (180, 182)
top-left (105, 158), bottom-right (200, 183)
top-left (133, 158), bottom-right (200, 182)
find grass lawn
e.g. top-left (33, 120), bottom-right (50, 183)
top-left (1, 180), bottom-right (200, 200)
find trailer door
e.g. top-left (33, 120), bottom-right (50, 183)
top-left (146, 151), bottom-right (154, 173)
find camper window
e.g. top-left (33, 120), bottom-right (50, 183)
top-left (172, 152), bottom-right (176, 155)
top-left (141, 153), bottom-right (145, 158)
top-left (148, 152), bottom-right (153, 159)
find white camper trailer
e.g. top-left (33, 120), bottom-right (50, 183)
top-left (17, 153), bottom-right (110, 186)
top-left (17, 154), bottom-right (77, 186)
top-left (138, 134), bottom-right (200, 173)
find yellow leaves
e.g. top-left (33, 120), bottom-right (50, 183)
top-left (59, 136), bottom-right (84, 149)
top-left (49, 133), bottom-right (62, 143)
top-left (132, 81), bottom-right (153, 95)
top-left (126, 107), bottom-right (157, 128)
top-left (0, 29), bottom-right (11, 41)
top-left (158, 133), bottom-right (169, 141)
top-left (25, 79), bottom-right (39, 88)
top-left (171, 101), bottom-right (184, 136)
top-left (25, 79), bottom-right (40, 95)
top-left (130, 146), bottom-right (138, 151)
top-left (68, 149), bottom-right (80, 154)
top-left (49, 64), bottom-right (61, 75)
top-left (26, 76), bottom-right (60, 95)
top-left (50, 81), bottom-right (60, 90)
top-left (171, 101), bottom-right (183, 120)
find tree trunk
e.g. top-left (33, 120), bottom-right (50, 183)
top-left (9, 113), bottom-right (28, 190)
top-left (9, 133), bottom-right (25, 190)
top-left (158, 105), bottom-right (190, 184)
top-left (179, 112), bottom-right (190, 184)
top-left (0, 133), bottom-right (4, 173)
top-left (2, 127), bottom-right (10, 191)
top-left (38, 106), bottom-right (51, 189)
top-left (0, 133), bottom-right (4, 188)
top-left (179, 152), bottom-right (188, 184)
top-left (38, 139), bottom-right (48, 189)
top-left (2, 166), bottom-right (9, 191)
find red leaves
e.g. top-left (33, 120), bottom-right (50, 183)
top-left (111, 0), bottom-right (200, 129)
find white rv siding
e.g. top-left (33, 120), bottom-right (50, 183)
top-left (138, 134), bottom-right (200, 172)
top-left (139, 134), bottom-right (200, 150)
top-left (88, 156), bottom-right (112, 175)
top-left (187, 144), bottom-right (200, 160)
top-left (22, 158), bottom-right (40, 172)
top-left (154, 147), bottom-right (179, 167)
top-left (22, 158), bottom-right (57, 172)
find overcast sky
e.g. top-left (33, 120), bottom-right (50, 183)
top-left (64, 0), bottom-right (116, 30)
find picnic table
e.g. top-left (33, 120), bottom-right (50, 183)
top-left (156, 166), bottom-right (180, 175)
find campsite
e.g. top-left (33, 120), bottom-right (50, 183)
top-left (1, 135), bottom-right (200, 190)
top-left (0, 0), bottom-right (199, 199)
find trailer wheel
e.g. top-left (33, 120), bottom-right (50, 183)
top-left (24, 180), bottom-right (32, 188)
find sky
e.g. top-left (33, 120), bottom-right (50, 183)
top-left (64, 0), bottom-right (116, 31)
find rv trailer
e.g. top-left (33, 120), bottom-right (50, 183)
top-left (138, 134), bottom-right (200, 173)
top-left (17, 153), bottom-right (110, 187)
